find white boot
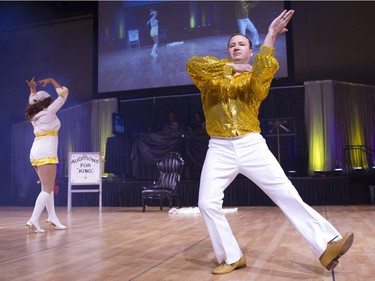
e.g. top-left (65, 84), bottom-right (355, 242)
top-left (150, 43), bottom-right (158, 57)
top-left (45, 192), bottom-right (66, 230)
top-left (27, 191), bottom-right (50, 233)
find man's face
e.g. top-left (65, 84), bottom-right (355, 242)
top-left (228, 35), bottom-right (253, 64)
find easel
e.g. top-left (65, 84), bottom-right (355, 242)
top-left (67, 152), bottom-right (102, 213)
top-left (262, 118), bottom-right (296, 163)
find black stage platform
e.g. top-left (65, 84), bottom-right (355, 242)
top-left (20, 174), bottom-right (375, 208)
top-left (94, 134), bottom-right (375, 209)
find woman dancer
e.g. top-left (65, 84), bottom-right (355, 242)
top-left (25, 77), bottom-right (69, 233)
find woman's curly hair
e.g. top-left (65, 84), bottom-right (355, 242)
top-left (25, 97), bottom-right (52, 121)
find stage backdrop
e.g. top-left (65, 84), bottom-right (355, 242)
top-left (11, 80), bottom-right (375, 205)
top-left (305, 80), bottom-right (375, 175)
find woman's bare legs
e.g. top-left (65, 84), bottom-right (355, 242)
top-left (27, 164), bottom-right (65, 232)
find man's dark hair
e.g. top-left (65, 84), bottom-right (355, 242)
top-left (227, 33), bottom-right (253, 49)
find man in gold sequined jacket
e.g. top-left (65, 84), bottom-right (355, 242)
top-left (186, 9), bottom-right (353, 275)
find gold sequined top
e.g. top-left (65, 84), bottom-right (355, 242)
top-left (186, 45), bottom-right (279, 137)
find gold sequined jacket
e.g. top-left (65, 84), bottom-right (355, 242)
top-left (186, 45), bottom-right (279, 137)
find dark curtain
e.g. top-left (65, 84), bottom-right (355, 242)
top-left (118, 86), bottom-right (308, 179)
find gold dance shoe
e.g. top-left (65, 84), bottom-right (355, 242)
top-left (46, 219), bottom-right (67, 230)
top-left (319, 232), bottom-right (354, 271)
top-left (26, 221), bottom-right (45, 234)
top-left (212, 255), bottom-right (246, 275)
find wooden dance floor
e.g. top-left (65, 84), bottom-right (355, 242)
top-left (0, 205), bottom-right (374, 280)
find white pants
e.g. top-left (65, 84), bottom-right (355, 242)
top-left (198, 133), bottom-right (341, 264)
top-left (236, 18), bottom-right (260, 46)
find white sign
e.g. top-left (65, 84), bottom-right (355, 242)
top-left (68, 152), bottom-right (103, 213)
top-left (69, 152), bottom-right (101, 184)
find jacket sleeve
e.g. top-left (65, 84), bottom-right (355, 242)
top-left (250, 45), bottom-right (280, 101)
top-left (186, 56), bottom-right (229, 91)
top-left (47, 86), bottom-right (69, 113)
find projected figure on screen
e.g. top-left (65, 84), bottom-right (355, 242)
top-left (147, 8), bottom-right (159, 58)
top-left (235, 0), bottom-right (261, 48)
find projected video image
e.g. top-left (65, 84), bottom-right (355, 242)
top-left (97, 1), bottom-right (289, 96)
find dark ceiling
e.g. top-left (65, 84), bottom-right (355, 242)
top-left (0, 1), bottom-right (96, 30)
